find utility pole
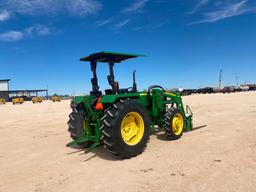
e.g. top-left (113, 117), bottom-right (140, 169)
top-left (236, 76), bottom-right (238, 87)
top-left (73, 90), bottom-right (75, 98)
top-left (46, 84), bottom-right (49, 100)
top-left (218, 69), bottom-right (222, 89)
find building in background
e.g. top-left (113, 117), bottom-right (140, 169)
top-left (0, 79), bottom-right (10, 100)
top-left (0, 79), bottom-right (48, 101)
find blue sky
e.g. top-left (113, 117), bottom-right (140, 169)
top-left (0, 0), bottom-right (256, 95)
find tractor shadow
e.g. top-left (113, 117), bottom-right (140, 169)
top-left (67, 125), bottom-right (207, 161)
top-left (152, 125), bottom-right (207, 141)
top-left (83, 146), bottom-right (121, 162)
top-left (190, 125), bottom-right (207, 131)
top-left (67, 145), bottom-right (121, 162)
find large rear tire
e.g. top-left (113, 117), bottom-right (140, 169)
top-left (101, 99), bottom-right (150, 159)
top-left (67, 105), bottom-right (92, 148)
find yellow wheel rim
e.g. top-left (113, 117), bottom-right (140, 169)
top-left (172, 113), bottom-right (184, 136)
top-left (121, 112), bottom-right (144, 146)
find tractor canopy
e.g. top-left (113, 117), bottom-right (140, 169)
top-left (80, 51), bottom-right (145, 63)
top-left (80, 51), bottom-right (144, 96)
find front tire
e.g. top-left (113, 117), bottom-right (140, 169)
top-left (101, 99), bottom-right (150, 159)
top-left (164, 108), bottom-right (184, 140)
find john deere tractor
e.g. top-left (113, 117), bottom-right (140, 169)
top-left (67, 52), bottom-right (193, 158)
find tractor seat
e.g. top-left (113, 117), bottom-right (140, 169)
top-left (105, 88), bottom-right (131, 95)
top-left (105, 81), bottom-right (119, 95)
top-left (105, 82), bottom-right (133, 95)
top-left (90, 90), bottom-right (102, 96)
top-left (105, 89), bottom-right (114, 95)
top-left (119, 88), bottom-right (129, 94)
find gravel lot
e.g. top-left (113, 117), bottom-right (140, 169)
top-left (0, 92), bottom-right (256, 192)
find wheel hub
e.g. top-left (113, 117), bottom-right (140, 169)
top-left (172, 113), bottom-right (184, 135)
top-left (121, 112), bottom-right (144, 146)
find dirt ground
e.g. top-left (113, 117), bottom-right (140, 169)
top-left (0, 92), bottom-right (256, 192)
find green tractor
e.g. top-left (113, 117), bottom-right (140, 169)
top-left (67, 52), bottom-right (193, 158)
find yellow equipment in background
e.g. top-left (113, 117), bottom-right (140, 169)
top-left (32, 97), bottom-right (43, 103)
top-left (12, 97), bottom-right (24, 105)
top-left (52, 95), bottom-right (61, 102)
top-left (0, 98), bottom-right (5, 104)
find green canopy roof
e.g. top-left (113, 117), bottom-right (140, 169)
top-left (80, 51), bottom-right (145, 63)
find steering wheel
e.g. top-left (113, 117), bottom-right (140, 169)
top-left (147, 85), bottom-right (165, 94)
